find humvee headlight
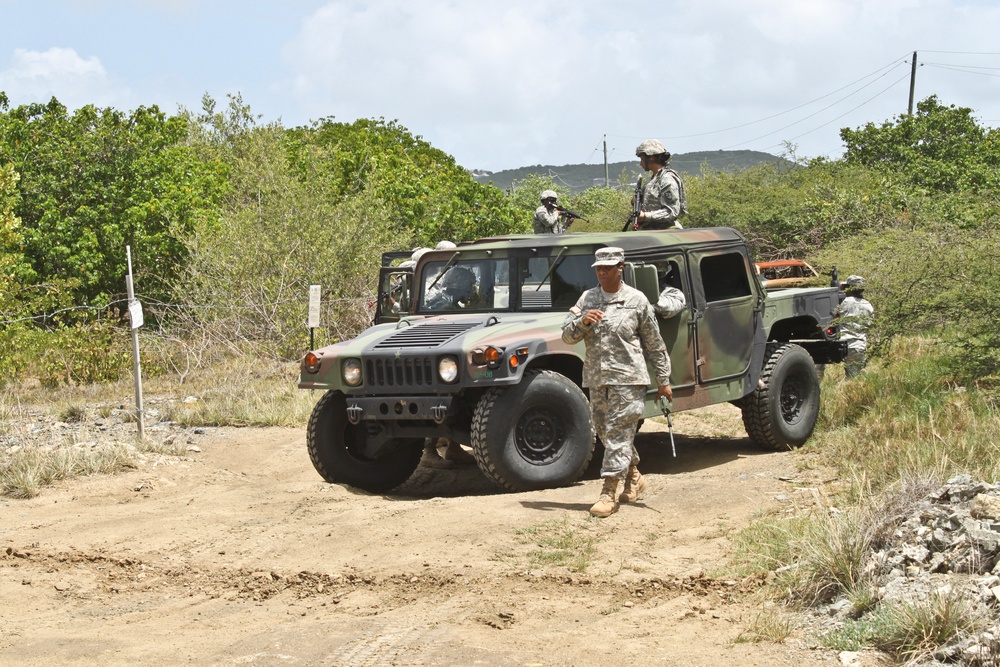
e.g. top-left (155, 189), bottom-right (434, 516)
top-left (438, 356), bottom-right (459, 383)
top-left (342, 359), bottom-right (363, 386)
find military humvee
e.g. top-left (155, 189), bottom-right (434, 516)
top-left (299, 228), bottom-right (846, 493)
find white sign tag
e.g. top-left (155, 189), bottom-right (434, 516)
top-left (308, 285), bottom-right (321, 328)
top-left (129, 300), bottom-right (144, 329)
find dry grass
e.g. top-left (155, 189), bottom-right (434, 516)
top-left (734, 604), bottom-right (794, 643)
top-left (1, 438), bottom-right (135, 499)
top-left (1, 355), bottom-right (317, 498)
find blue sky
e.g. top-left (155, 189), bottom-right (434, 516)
top-left (1, 0), bottom-right (999, 172)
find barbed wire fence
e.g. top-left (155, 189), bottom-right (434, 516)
top-left (0, 287), bottom-right (379, 389)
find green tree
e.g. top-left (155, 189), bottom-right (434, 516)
top-left (0, 95), bottom-right (227, 306)
top-left (285, 117), bottom-right (522, 245)
top-left (841, 95), bottom-right (1000, 193)
top-left (0, 161), bottom-right (25, 313)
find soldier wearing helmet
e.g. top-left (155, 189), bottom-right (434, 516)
top-left (634, 139), bottom-right (686, 230)
top-left (835, 275), bottom-right (874, 379)
top-left (424, 266), bottom-right (479, 311)
top-left (533, 189), bottom-right (569, 234)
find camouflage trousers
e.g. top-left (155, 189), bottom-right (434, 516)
top-left (845, 344), bottom-right (867, 379)
top-left (590, 385), bottom-right (646, 480)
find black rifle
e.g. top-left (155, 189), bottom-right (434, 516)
top-left (622, 176), bottom-right (644, 232)
top-left (553, 204), bottom-right (588, 227)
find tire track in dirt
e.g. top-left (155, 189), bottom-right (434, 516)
top-left (3, 544), bottom-right (765, 607)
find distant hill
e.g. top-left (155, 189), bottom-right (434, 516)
top-left (472, 150), bottom-right (787, 193)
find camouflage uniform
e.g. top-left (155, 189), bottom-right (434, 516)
top-left (425, 267), bottom-right (478, 311)
top-left (561, 282), bottom-right (671, 480)
top-left (533, 205), bottom-right (566, 234)
top-left (654, 285), bottom-right (686, 318)
top-left (837, 294), bottom-right (874, 379)
top-left (533, 190), bottom-right (565, 234)
top-left (639, 167), bottom-right (684, 230)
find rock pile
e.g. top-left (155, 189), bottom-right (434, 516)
top-left (819, 475), bottom-right (1000, 666)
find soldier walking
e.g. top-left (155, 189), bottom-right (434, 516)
top-left (561, 247), bottom-right (672, 518)
top-left (836, 275), bottom-right (874, 379)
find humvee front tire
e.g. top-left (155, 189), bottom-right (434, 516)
top-left (741, 343), bottom-right (820, 451)
top-left (307, 391), bottom-right (423, 493)
top-left (471, 369), bottom-right (595, 492)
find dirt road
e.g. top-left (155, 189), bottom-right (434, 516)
top-left (1, 404), bottom-right (847, 666)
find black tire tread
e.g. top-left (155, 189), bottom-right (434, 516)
top-left (741, 343), bottom-right (818, 451)
top-left (471, 369), bottom-right (594, 492)
top-left (471, 387), bottom-right (510, 490)
top-left (306, 390), bottom-right (421, 493)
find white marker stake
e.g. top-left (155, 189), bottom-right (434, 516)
top-left (126, 246), bottom-right (144, 439)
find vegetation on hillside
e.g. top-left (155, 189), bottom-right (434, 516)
top-left (0, 89), bottom-right (998, 387)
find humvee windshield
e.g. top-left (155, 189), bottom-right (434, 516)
top-left (417, 251), bottom-right (597, 314)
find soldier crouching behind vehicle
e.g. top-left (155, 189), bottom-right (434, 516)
top-left (561, 247), bottom-right (672, 518)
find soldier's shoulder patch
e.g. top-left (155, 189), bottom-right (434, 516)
top-left (569, 306), bottom-right (582, 316)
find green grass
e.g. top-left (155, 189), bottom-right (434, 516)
top-left (515, 518), bottom-right (599, 572)
top-left (870, 588), bottom-right (986, 663)
top-left (816, 336), bottom-right (1000, 497)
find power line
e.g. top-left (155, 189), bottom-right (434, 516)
top-left (923, 63), bottom-right (1000, 79)
top-left (760, 72), bottom-right (914, 152)
top-left (660, 56), bottom-right (911, 140)
top-left (606, 54), bottom-right (912, 145)
top-left (723, 71), bottom-right (912, 150)
top-left (919, 50), bottom-right (1000, 56)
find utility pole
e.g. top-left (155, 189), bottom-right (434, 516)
top-left (603, 135), bottom-right (609, 187)
top-left (908, 51), bottom-right (918, 115)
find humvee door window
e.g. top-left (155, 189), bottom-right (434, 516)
top-left (700, 253), bottom-right (752, 302)
top-left (520, 254), bottom-right (596, 311)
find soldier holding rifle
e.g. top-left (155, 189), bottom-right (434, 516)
top-left (630, 139), bottom-right (686, 231)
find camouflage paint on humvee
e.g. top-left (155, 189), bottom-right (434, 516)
top-left (299, 227), bottom-right (846, 493)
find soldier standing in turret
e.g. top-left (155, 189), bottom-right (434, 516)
top-left (533, 190), bottom-right (569, 234)
top-left (634, 139), bottom-right (685, 230)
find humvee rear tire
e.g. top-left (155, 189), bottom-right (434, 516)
top-left (307, 391), bottom-right (423, 493)
top-left (471, 369), bottom-right (595, 492)
top-left (741, 343), bottom-right (820, 451)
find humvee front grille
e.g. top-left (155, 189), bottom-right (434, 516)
top-left (365, 357), bottom-right (435, 389)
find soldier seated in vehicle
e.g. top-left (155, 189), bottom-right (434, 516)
top-left (424, 267), bottom-right (480, 311)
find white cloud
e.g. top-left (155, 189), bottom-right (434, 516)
top-left (0, 47), bottom-right (130, 109)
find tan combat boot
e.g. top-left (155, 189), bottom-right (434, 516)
top-left (619, 466), bottom-right (646, 504)
top-left (419, 439), bottom-right (455, 469)
top-left (590, 478), bottom-right (620, 518)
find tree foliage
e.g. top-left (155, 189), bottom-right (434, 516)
top-left (2, 88), bottom-right (999, 384)
top-left (0, 95), bottom-right (227, 307)
top-left (841, 95), bottom-right (1000, 193)
top-left (285, 116), bottom-right (521, 245)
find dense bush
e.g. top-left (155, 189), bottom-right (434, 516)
top-left (0, 95), bottom-right (227, 307)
